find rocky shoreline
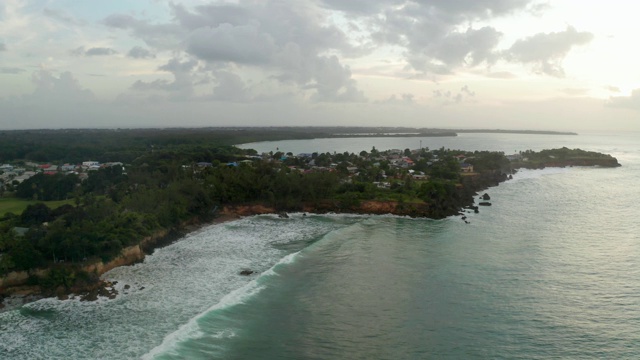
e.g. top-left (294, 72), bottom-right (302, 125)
top-left (0, 159), bottom-right (619, 310)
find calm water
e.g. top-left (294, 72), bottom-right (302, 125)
top-left (1, 133), bottom-right (639, 359)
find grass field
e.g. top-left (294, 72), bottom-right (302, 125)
top-left (0, 197), bottom-right (76, 215)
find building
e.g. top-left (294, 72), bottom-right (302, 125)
top-left (82, 161), bottom-right (100, 167)
top-left (460, 163), bottom-right (474, 173)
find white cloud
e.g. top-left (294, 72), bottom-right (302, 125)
top-left (504, 26), bottom-right (593, 76)
top-left (0, 0), bottom-right (637, 131)
top-left (607, 89), bottom-right (640, 110)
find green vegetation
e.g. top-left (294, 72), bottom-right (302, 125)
top-left (0, 129), bottom-right (619, 294)
top-left (512, 147), bottom-right (620, 168)
top-left (0, 198), bottom-right (76, 216)
top-left (0, 127), bottom-right (576, 164)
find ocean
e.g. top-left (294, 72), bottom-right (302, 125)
top-left (1, 132), bottom-right (639, 359)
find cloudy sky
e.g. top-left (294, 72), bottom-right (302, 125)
top-left (1, 0), bottom-right (639, 131)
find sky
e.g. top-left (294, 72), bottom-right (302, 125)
top-left (0, 0), bottom-right (639, 131)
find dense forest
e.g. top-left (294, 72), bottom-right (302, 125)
top-left (0, 126), bottom-right (575, 164)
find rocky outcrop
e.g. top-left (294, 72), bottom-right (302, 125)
top-left (0, 228), bottom-right (175, 306)
top-left (82, 245), bottom-right (145, 276)
top-left (221, 204), bottom-right (277, 217)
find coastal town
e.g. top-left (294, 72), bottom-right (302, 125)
top-left (0, 146), bottom-right (479, 200)
top-left (0, 140), bottom-right (621, 309)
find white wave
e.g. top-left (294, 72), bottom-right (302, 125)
top-left (1, 215), bottom-right (351, 360)
top-left (509, 167), bottom-right (569, 182)
top-left (142, 250), bottom-right (302, 360)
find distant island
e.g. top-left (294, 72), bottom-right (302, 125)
top-left (0, 128), bottom-right (616, 308)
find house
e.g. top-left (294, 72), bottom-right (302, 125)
top-left (0, 164), bottom-right (13, 172)
top-left (82, 161), bottom-right (99, 167)
top-left (402, 157), bottom-right (414, 166)
top-left (460, 163), bottom-right (474, 173)
top-left (60, 164), bottom-right (77, 172)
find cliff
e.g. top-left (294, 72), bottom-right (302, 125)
top-left (0, 229), bottom-right (174, 308)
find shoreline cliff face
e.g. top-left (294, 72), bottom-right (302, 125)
top-left (0, 229), bottom-right (173, 309)
top-left (0, 159), bottom-right (619, 309)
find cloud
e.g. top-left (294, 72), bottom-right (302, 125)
top-left (485, 71), bottom-right (517, 79)
top-left (0, 67), bottom-right (24, 74)
top-left (211, 70), bottom-right (250, 102)
top-left (607, 89), bottom-right (640, 110)
top-left (185, 22), bottom-right (277, 65)
top-left (433, 85), bottom-right (476, 105)
top-left (605, 85), bottom-right (620, 93)
top-left (559, 88), bottom-right (588, 96)
top-left (129, 57), bottom-right (209, 101)
top-left (376, 93), bottom-right (415, 105)
top-left (127, 46), bottom-right (155, 59)
top-left (322, 0), bottom-right (531, 18)
top-left (43, 8), bottom-right (85, 26)
top-left (86, 47), bottom-right (117, 56)
top-left (29, 70), bottom-right (95, 103)
top-left (107, 1), bottom-right (365, 103)
top-left (461, 85), bottom-right (475, 97)
top-left (71, 46), bottom-right (118, 56)
top-left (364, 0), bottom-right (535, 73)
top-left (308, 55), bottom-right (366, 102)
top-left (103, 13), bottom-right (184, 50)
top-left (504, 26), bottom-right (593, 76)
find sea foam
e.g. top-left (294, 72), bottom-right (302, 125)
top-left (142, 250), bottom-right (302, 359)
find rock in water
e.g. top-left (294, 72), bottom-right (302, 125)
top-left (479, 202), bottom-right (492, 206)
top-left (239, 270), bottom-right (254, 276)
top-left (482, 193), bottom-right (491, 200)
top-left (278, 212), bottom-right (289, 219)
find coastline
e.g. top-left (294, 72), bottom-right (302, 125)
top-left (0, 213), bottom-right (245, 312)
top-left (0, 157), bottom-right (620, 311)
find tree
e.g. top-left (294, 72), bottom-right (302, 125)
top-left (20, 203), bottom-right (52, 227)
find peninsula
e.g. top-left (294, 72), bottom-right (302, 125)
top-left (0, 129), bottom-right (619, 308)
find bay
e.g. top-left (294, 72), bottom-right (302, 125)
top-left (1, 132), bottom-right (639, 359)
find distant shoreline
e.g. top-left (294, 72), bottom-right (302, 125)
top-left (314, 129), bottom-right (577, 139)
top-left (451, 129), bottom-right (578, 135)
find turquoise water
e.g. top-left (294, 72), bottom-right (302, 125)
top-left (1, 133), bottom-right (639, 359)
